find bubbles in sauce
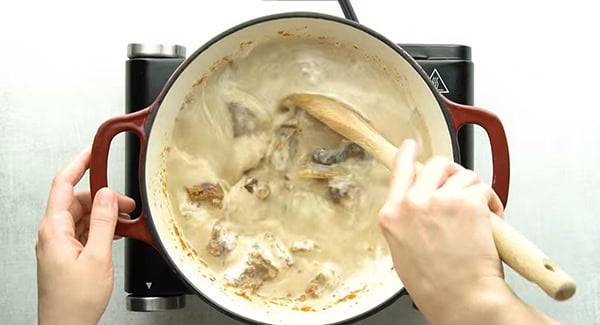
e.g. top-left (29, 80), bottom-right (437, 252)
top-left (165, 37), bottom-right (432, 306)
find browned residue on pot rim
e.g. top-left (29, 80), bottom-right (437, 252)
top-left (235, 290), bottom-right (253, 302)
top-left (192, 75), bottom-right (206, 87)
top-left (239, 40), bottom-right (254, 49)
top-left (172, 223), bottom-right (187, 250)
top-left (277, 30), bottom-right (293, 37)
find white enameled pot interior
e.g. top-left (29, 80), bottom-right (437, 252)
top-left (143, 14), bottom-right (454, 324)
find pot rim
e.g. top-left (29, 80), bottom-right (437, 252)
top-left (140, 11), bottom-right (458, 324)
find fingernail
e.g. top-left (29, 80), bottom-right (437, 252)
top-left (402, 139), bottom-right (416, 150)
top-left (97, 187), bottom-right (115, 206)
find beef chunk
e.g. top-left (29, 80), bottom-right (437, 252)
top-left (228, 101), bottom-right (258, 137)
top-left (344, 142), bottom-right (365, 157)
top-left (312, 147), bottom-right (347, 165)
top-left (235, 251), bottom-right (279, 292)
top-left (328, 176), bottom-right (360, 206)
top-left (243, 177), bottom-right (271, 200)
top-left (305, 267), bottom-right (336, 298)
top-left (264, 233), bottom-right (294, 267)
top-left (186, 183), bottom-right (224, 209)
top-left (311, 140), bottom-right (366, 165)
top-left (207, 222), bottom-right (237, 257)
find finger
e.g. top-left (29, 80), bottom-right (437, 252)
top-left (75, 215), bottom-right (91, 246)
top-left (439, 168), bottom-right (481, 192)
top-left (486, 187), bottom-right (505, 217)
top-left (467, 183), bottom-right (505, 217)
top-left (411, 156), bottom-right (462, 196)
top-left (379, 140), bottom-right (418, 224)
top-left (69, 191), bottom-right (92, 224)
top-left (70, 191), bottom-right (135, 221)
top-left (46, 146), bottom-right (92, 215)
top-left (75, 218), bottom-right (86, 238)
top-left (118, 195), bottom-right (136, 214)
top-left (45, 211), bottom-right (77, 238)
top-left (384, 139), bottom-right (418, 204)
top-left (82, 187), bottom-right (118, 260)
top-left (79, 231), bottom-right (89, 247)
top-left (75, 201), bottom-right (135, 245)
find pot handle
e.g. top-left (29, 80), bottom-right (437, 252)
top-left (442, 97), bottom-right (578, 300)
top-left (89, 107), bottom-right (155, 246)
top-left (443, 96), bottom-right (510, 207)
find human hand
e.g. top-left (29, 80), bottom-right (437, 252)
top-left (36, 147), bottom-right (135, 325)
top-left (378, 139), bottom-right (511, 324)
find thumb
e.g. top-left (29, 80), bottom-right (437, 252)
top-left (384, 139), bottom-right (418, 205)
top-left (379, 140), bottom-right (418, 224)
top-left (84, 187), bottom-right (118, 260)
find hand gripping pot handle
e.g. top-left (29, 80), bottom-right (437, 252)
top-left (89, 107), bottom-right (155, 247)
top-left (443, 96), bottom-right (576, 301)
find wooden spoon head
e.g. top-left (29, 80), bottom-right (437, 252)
top-left (282, 93), bottom-right (373, 134)
top-left (281, 93), bottom-right (398, 169)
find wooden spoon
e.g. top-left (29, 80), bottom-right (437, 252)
top-left (282, 93), bottom-right (576, 301)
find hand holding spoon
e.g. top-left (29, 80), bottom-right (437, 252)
top-left (282, 93), bottom-right (576, 301)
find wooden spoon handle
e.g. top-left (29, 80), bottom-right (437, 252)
top-left (489, 213), bottom-right (576, 300)
top-left (375, 138), bottom-right (576, 301)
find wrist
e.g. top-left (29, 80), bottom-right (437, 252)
top-left (38, 297), bottom-right (101, 325)
top-left (447, 280), bottom-right (514, 325)
top-left (39, 311), bottom-right (99, 325)
top-left (417, 279), bottom-right (557, 325)
top-left (414, 278), bottom-right (508, 325)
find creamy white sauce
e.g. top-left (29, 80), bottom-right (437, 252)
top-left (166, 37), bottom-right (432, 304)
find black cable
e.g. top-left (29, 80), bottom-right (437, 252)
top-left (338, 0), bottom-right (359, 22)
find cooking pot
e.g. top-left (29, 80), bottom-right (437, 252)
top-left (90, 12), bottom-right (509, 325)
